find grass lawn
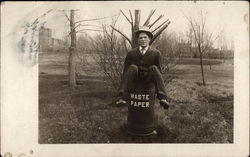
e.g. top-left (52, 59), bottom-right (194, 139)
top-left (39, 52), bottom-right (233, 143)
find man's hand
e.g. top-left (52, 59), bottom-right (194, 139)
top-left (160, 99), bottom-right (170, 110)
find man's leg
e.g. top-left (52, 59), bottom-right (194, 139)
top-left (118, 64), bottom-right (138, 99)
top-left (148, 65), bottom-right (167, 100)
top-left (148, 65), bottom-right (170, 109)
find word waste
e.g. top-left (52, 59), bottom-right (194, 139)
top-left (130, 93), bottom-right (150, 108)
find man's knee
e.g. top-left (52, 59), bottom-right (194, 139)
top-left (149, 65), bottom-right (159, 72)
top-left (128, 64), bottom-right (138, 72)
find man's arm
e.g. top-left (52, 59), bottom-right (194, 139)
top-left (155, 51), bottom-right (162, 73)
top-left (123, 52), bottom-right (131, 74)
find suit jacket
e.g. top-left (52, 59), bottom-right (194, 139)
top-left (123, 46), bottom-right (162, 74)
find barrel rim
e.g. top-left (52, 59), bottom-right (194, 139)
top-left (127, 129), bottom-right (157, 137)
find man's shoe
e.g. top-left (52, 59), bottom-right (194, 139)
top-left (116, 99), bottom-right (127, 106)
top-left (160, 99), bottom-right (170, 109)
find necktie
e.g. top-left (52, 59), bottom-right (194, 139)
top-left (141, 48), bottom-right (146, 55)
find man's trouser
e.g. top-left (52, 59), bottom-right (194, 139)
top-left (118, 64), bottom-right (167, 100)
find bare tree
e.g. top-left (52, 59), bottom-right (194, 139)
top-left (61, 9), bottom-right (110, 87)
top-left (111, 9), bottom-right (171, 48)
top-left (68, 10), bottom-right (77, 87)
top-left (155, 31), bottom-right (178, 73)
top-left (109, 9), bottom-right (172, 87)
top-left (91, 16), bottom-right (127, 89)
top-left (185, 11), bottom-right (218, 86)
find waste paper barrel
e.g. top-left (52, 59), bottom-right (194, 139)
top-left (127, 82), bottom-right (156, 136)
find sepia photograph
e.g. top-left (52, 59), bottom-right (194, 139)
top-left (38, 2), bottom-right (234, 144)
top-left (1, 1), bottom-right (249, 157)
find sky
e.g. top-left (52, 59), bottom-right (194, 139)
top-left (22, 1), bottom-right (248, 49)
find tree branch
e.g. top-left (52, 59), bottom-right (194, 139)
top-left (151, 21), bottom-right (171, 44)
top-left (149, 15), bottom-right (164, 28)
top-left (120, 10), bottom-right (132, 24)
top-left (75, 16), bottom-right (114, 24)
top-left (61, 10), bottom-right (70, 22)
top-left (74, 24), bottom-right (102, 30)
top-left (202, 32), bottom-right (214, 52)
top-left (201, 11), bottom-right (207, 44)
top-left (152, 19), bottom-right (169, 33)
top-left (188, 18), bottom-right (199, 46)
top-left (143, 9), bottom-right (156, 26)
top-left (129, 10), bottom-right (134, 26)
top-left (110, 25), bottom-right (132, 46)
top-left (183, 14), bottom-right (197, 43)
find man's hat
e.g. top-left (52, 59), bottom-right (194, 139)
top-left (134, 26), bottom-right (153, 39)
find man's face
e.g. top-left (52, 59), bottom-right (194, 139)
top-left (138, 32), bottom-right (150, 48)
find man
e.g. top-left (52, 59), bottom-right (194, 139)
top-left (116, 26), bottom-right (170, 109)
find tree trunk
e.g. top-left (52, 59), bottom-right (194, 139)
top-left (208, 54), bottom-right (212, 70)
top-left (132, 10), bottom-right (140, 48)
top-left (199, 47), bottom-right (206, 86)
top-left (69, 10), bottom-right (77, 87)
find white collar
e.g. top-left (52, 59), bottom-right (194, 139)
top-left (139, 46), bottom-right (149, 52)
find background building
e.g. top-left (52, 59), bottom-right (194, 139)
top-left (39, 26), bottom-right (67, 53)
